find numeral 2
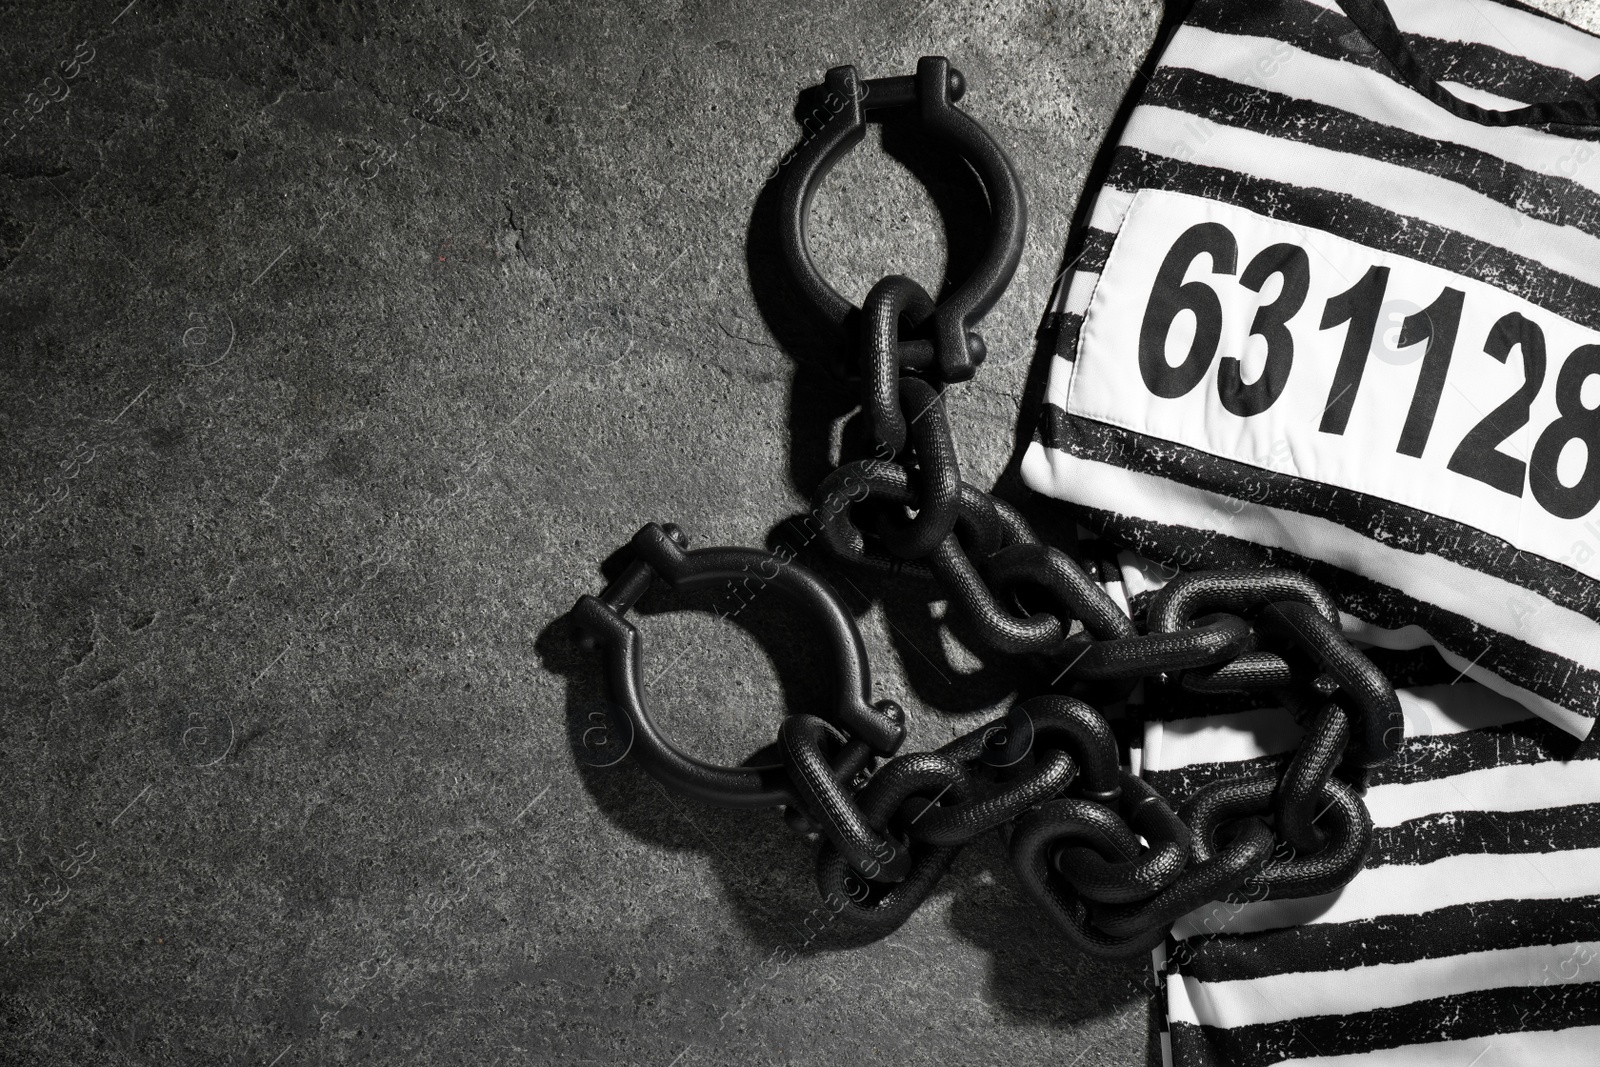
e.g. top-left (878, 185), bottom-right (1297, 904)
top-left (1447, 312), bottom-right (1546, 497)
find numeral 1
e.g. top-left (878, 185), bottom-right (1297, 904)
top-left (1318, 264), bottom-right (1390, 435)
top-left (1395, 287), bottom-right (1465, 458)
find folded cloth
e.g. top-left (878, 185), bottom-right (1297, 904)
top-left (1082, 537), bottom-right (1600, 1065)
top-left (1022, 1), bottom-right (1600, 1058)
top-left (1144, 673), bottom-right (1600, 1065)
top-left (1024, 0), bottom-right (1600, 743)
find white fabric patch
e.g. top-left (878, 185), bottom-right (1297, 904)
top-left (1068, 187), bottom-right (1600, 580)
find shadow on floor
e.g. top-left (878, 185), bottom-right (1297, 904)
top-left (540, 12), bottom-right (1195, 1034)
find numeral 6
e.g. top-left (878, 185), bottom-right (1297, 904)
top-left (1139, 222), bottom-right (1308, 415)
top-left (1139, 222), bottom-right (1235, 399)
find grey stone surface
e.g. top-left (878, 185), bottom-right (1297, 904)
top-left (0, 0), bottom-right (1197, 1063)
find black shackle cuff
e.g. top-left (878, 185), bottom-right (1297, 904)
top-left (571, 522), bottom-right (905, 809)
top-left (777, 56), bottom-right (1027, 383)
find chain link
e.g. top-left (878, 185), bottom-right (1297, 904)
top-left (769, 280), bottom-right (1402, 951)
top-left (570, 57), bottom-right (1403, 959)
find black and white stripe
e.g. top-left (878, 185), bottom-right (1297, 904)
top-left (1143, 679), bottom-right (1600, 1066)
top-left (1026, 0), bottom-right (1600, 1062)
top-left (1027, 0), bottom-right (1600, 742)
top-left (1190, 0), bottom-right (1600, 113)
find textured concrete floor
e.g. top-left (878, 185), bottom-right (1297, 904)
top-left (3, 1), bottom-right (1583, 1064)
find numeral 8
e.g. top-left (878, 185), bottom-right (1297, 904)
top-left (1530, 344), bottom-right (1600, 519)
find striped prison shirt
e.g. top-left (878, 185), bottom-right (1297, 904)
top-left (1021, 2), bottom-right (1600, 1061)
top-left (1084, 546), bottom-right (1600, 1066)
top-left (1024, 0), bottom-right (1600, 742)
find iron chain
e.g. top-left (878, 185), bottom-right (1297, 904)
top-left (570, 57), bottom-right (1402, 959)
top-left (777, 279), bottom-right (1400, 954)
